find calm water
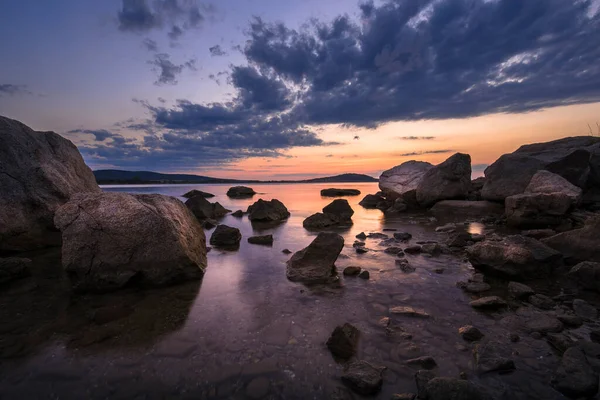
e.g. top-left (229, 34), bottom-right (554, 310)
top-left (0, 183), bottom-right (571, 399)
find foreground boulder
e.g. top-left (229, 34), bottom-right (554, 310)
top-left (542, 216), bottom-right (600, 263)
top-left (246, 199), bottom-right (290, 222)
top-left (552, 346), bottom-right (599, 398)
top-left (0, 116), bottom-right (100, 251)
top-left (226, 186), bottom-right (256, 198)
top-left (505, 192), bottom-right (572, 228)
top-left (569, 262), bottom-right (600, 292)
top-left (0, 257), bottom-right (31, 284)
top-left (379, 161), bottom-right (433, 199)
top-left (54, 193), bottom-right (206, 293)
top-left (467, 235), bottom-right (562, 279)
top-left (209, 225), bottom-right (242, 248)
top-left (430, 200), bottom-right (504, 218)
top-left (303, 199), bottom-right (354, 230)
top-left (286, 232), bottom-right (343, 284)
top-left (321, 188), bottom-right (361, 197)
top-left (182, 189), bottom-right (214, 199)
top-left (358, 193), bottom-right (386, 209)
top-left (416, 153), bottom-right (472, 207)
top-left (525, 170), bottom-right (583, 202)
top-left (185, 196), bottom-right (230, 220)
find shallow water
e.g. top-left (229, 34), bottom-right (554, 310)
top-left (0, 183), bottom-right (576, 399)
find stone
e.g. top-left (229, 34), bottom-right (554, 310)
top-left (528, 294), bottom-right (555, 310)
top-left (546, 333), bottom-right (576, 355)
top-left (320, 188), bottom-right (361, 197)
top-left (247, 235), bottom-right (273, 245)
top-left (557, 313), bottom-right (583, 328)
top-left (572, 299), bottom-right (597, 320)
top-left (525, 314), bottom-right (564, 334)
top-left (416, 153), bottom-right (472, 207)
top-left (390, 306), bottom-right (430, 318)
top-left (387, 198), bottom-right (409, 213)
top-left (391, 394), bottom-right (415, 400)
top-left (421, 243), bottom-right (443, 256)
top-left (182, 189), bottom-right (214, 199)
top-left (356, 232), bottom-right (367, 240)
top-left (435, 223), bottom-right (457, 233)
top-left (226, 186), bottom-right (256, 198)
top-left (247, 199), bottom-right (290, 222)
top-left (359, 194), bottom-right (385, 208)
top-left (203, 219), bottom-right (218, 229)
top-left (0, 257), bottom-right (31, 284)
top-left (521, 229), bottom-right (556, 239)
top-left (505, 192), bottom-right (572, 228)
top-left (508, 282), bottom-right (535, 299)
top-left (356, 247), bottom-right (368, 254)
top-left (323, 199), bottom-right (354, 221)
top-left (379, 161), bottom-right (433, 199)
top-left (526, 170), bottom-right (583, 202)
top-left (459, 326), bottom-right (484, 342)
top-left (210, 225), bottom-right (242, 248)
top-left (474, 342), bottom-right (515, 374)
top-left (552, 346), bottom-right (599, 398)
top-left (569, 261), bottom-right (600, 292)
top-left (358, 270), bottom-right (370, 279)
top-left (467, 235), bottom-right (562, 280)
top-left (286, 232), bottom-right (344, 284)
top-left (232, 209), bottom-right (244, 217)
top-left (282, 249), bottom-right (292, 254)
top-left (543, 216), bottom-right (600, 263)
top-left (343, 266), bottom-right (361, 276)
top-left (384, 246), bottom-right (404, 255)
top-left (303, 213), bottom-right (340, 229)
top-left (367, 232), bottom-right (388, 239)
top-left (459, 282), bottom-right (491, 294)
top-left (426, 377), bottom-right (488, 400)
top-left (430, 200), bottom-right (504, 218)
top-left (341, 360), bottom-right (385, 395)
top-left (397, 260), bottom-right (416, 273)
top-left (404, 245), bottom-right (422, 254)
top-left (394, 232), bottom-right (412, 241)
top-left (591, 329), bottom-right (600, 344)
top-left (246, 376), bottom-right (270, 399)
top-left (415, 370), bottom-right (436, 399)
top-left (447, 232), bottom-right (474, 248)
top-left (469, 296), bottom-right (507, 310)
top-left (0, 116), bottom-right (100, 251)
top-left (326, 323), bottom-right (360, 359)
top-left (406, 356), bottom-right (437, 370)
top-left (185, 196), bottom-right (230, 220)
top-left (54, 193), bottom-right (206, 293)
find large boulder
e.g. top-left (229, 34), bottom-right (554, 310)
top-left (482, 136), bottom-right (600, 202)
top-left (323, 199), bottom-right (354, 221)
top-left (526, 170), bottom-right (583, 202)
top-left (209, 224), bottom-right (242, 248)
top-left (320, 188), bottom-right (361, 197)
top-left (286, 232), bottom-right (344, 284)
top-left (185, 196), bottom-right (230, 220)
top-left (542, 216), bottom-right (600, 263)
top-left (226, 186), bottom-right (256, 198)
top-left (430, 200), bottom-right (504, 218)
top-left (302, 213), bottom-right (341, 230)
top-left (569, 262), bottom-right (600, 293)
top-left (467, 235), bottom-right (562, 280)
top-left (246, 199), bottom-right (290, 222)
top-left (379, 161), bottom-right (433, 199)
top-left (416, 153), bottom-right (472, 207)
top-left (505, 193), bottom-right (572, 228)
top-left (303, 199), bottom-right (354, 230)
top-left (54, 193), bottom-right (207, 293)
top-left (0, 116), bottom-right (100, 251)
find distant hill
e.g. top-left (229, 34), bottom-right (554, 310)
top-left (94, 170), bottom-right (377, 185)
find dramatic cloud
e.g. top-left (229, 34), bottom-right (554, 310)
top-left (399, 136), bottom-right (436, 140)
top-left (68, 129), bottom-right (116, 142)
top-left (209, 45), bottom-right (227, 56)
top-left (148, 53), bottom-right (196, 85)
top-left (397, 149), bottom-right (453, 157)
top-left (0, 84), bottom-right (31, 97)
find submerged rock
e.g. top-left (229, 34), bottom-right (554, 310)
top-left (341, 360), bottom-right (385, 395)
top-left (0, 257), bottom-right (31, 284)
top-left (326, 323), bottom-right (360, 359)
top-left (572, 299), bottom-right (597, 320)
top-left (459, 325), bottom-right (484, 342)
top-left (247, 199), bottom-right (290, 222)
top-left (321, 188), bottom-right (361, 197)
top-left (358, 270), bottom-right (370, 279)
top-left (552, 346), bottom-right (599, 398)
top-left (0, 116), bottom-right (100, 251)
top-left (247, 235), bottom-right (274, 245)
top-left (343, 266), bottom-right (361, 276)
top-left (303, 213), bottom-right (340, 229)
top-left (54, 192), bottom-right (206, 293)
top-left (182, 189), bottom-right (214, 199)
top-left (379, 161), bottom-right (433, 199)
top-left (416, 153), bottom-right (472, 207)
top-left (210, 225), bottom-right (242, 248)
top-left (286, 232), bottom-right (344, 284)
top-left (415, 370), bottom-right (436, 399)
top-left (226, 186), bottom-right (256, 198)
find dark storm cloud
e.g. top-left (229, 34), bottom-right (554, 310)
top-left (148, 53), bottom-right (196, 85)
top-left (397, 149), bottom-right (453, 157)
top-left (399, 136), bottom-right (436, 140)
top-left (67, 129), bottom-right (116, 142)
top-left (0, 84), bottom-right (31, 97)
top-left (209, 45), bottom-right (227, 56)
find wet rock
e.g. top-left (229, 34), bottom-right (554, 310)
top-left (343, 266), bottom-right (361, 276)
top-left (356, 232), bottom-right (367, 240)
top-left (232, 209), bottom-right (244, 217)
top-left (416, 153), bottom-right (472, 207)
top-left (323, 199), bottom-right (354, 221)
top-left (226, 186), bottom-right (256, 198)
top-left (386, 198), bottom-right (409, 213)
top-left (246, 376), bottom-right (270, 399)
top-left (469, 296), bottom-right (507, 310)
top-left (210, 225), bottom-right (242, 248)
top-left (434, 267), bottom-right (444, 274)
top-left (530, 332), bottom-right (543, 340)
top-left (384, 246), bottom-right (404, 255)
top-left (521, 228), bottom-right (556, 239)
top-left (203, 219), bottom-right (218, 229)
top-left (568, 261), bottom-right (600, 293)
top-left (379, 161), bottom-right (433, 199)
top-left (458, 281), bottom-right (491, 294)
top-left (526, 170), bottom-right (583, 203)
top-left (185, 196), bottom-right (230, 220)
top-left (430, 200), bottom-right (504, 218)
top-left (341, 360), bottom-right (385, 395)
top-left (543, 216), bottom-right (600, 263)
top-left (358, 270), bottom-right (370, 279)
top-left (394, 232), bottom-right (413, 241)
top-left (0, 116), bottom-right (101, 251)
top-left (466, 235), bottom-right (562, 280)
top-left (552, 346), bottom-right (599, 398)
top-left (557, 313), bottom-right (583, 328)
top-left (508, 282), bottom-right (535, 300)
top-left (54, 193), bottom-right (206, 293)
top-left (459, 326), bottom-right (484, 342)
top-left (404, 245), bottom-right (422, 254)
top-left (286, 232), bottom-right (343, 284)
top-left (326, 323), bottom-right (360, 360)
top-left (505, 192), bottom-right (572, 228)
top-left (282, 249), bottom-right (292, 254)
top-left (182, 189), bottom-right (214, 199)
top-left (447, 232), bottom-right (475, 248)
top-left (528, 294), bottom-right (555, 310)
top-left (474, 342), bottom-right (515, 374)
top-left (356, 247), bottom-right (369, 254)
top-left (359, 194), bottom-right (385, 209)
top-left (406, 356), bottom-right (437, 370)
top-left (303, 212), bottom-right (340, 229)
top-left (390, 306), bottom-right (430, 318)
top-left (353, 241), bottom-right (366, 248)
top-left (0, 257), bottom-right (31, 284)
top-left (396, 259), bottom-right (416, 273)
top-left (426, 377), bottom-right (488, 400)
top-left (572, 299), bottom-right (597, 320)
top-left (368, 232), bottom-right (388, 239)
top-left (435, 223), bottom-right (457, 233)
top-left (546, 333), bottom-right (576, 355)
top-left (421, 243), bottom-right (444, 256)
top-left (247, 199), bottom-right (290, 222)
top-left (321, 188), bottom-right (361, 197)
top-left (247, 235), bottom-right (274, 246)
top-left (525, 314), bottom-right (563, 334)
top-left (415, 370), bottom-right (436, 398)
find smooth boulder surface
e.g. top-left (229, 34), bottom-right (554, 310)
top-left (525, 170), bottom-right (583, 202)
top-left (416, 153), bottom-right (472, 207)
top-left (0, 257), bottom-right (31, 284)
top-left (0, 116), bottom-right (100, 251)
top-left (246, 199), bottom-right (290, 222)
top-left (226, 186), bottom-right (256, 198)
top-left (379, 161), bottom-right (433, 199)
top-left (542, 216), bottom-right (600, 262)
top-left (209, 225), bottom-right (242, 248)
top-left (54, 193), bottom-right (207, 293)
top-left (430, 200), bottom-right (504, 218)
top-left (320, 188), bottom-right (361, 197)
top-left (505, 192), bottom-right (572, 228)
top-left (286, 232), bottom-right (344, 284)
top-left (467, 235), bottom-right (562, 279)
top-left (182, 189), bottom-right (214, 199)
top-left (185, 196), bottom-right (230, 220)
top-left (569, 262), bottom-right (600, 292)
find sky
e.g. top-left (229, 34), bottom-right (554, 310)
top-left (1, 0), bottom-right (599, 180)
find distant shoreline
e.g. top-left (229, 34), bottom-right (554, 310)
top-left (97, 179), bottom-right (379, 185)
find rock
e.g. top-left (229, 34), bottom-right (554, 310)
top-left (246, 376), bottom-right (270, 399)
top-left (54, 193), bottom-right (206, 293)
top-left (387, 198), bottom-right (408, 213)
top-left (326, 323), bottom-right (360, 359)
top-left (247, 235), bottom-right (273, 246)
top-left (356, 232), bottom-right (367, 240)
top-left (397, 259), bottom-right (416, 273)
top-left (343, 266), bottom-right (361, 276)
top-left (557, 313), bottom-right (583, 328)
top-left (569, 261), bottom-right (600, 292)
top-left (384, 246), bottom-right (404, 255)
top-left (185, 196), bottom-right (230, 220)
top-left (415, 370), bottom-right (436, 399)
top-left (210, 225), bottom-right (242, 248)
top-left (321, 188), bottom-right (361, 197)
top-left (367, 232), bottom-right (388, 239)
top-left (430, 200), bottom-right (504, 218)
top-left (572, 299), bottom-right (598, 320)
top-left (421, 243), bottom-right (444, 256)
top-left (0, 116), bottom-right (100, 251)
top-left (482, 136), bottom-right (600, 202)
top-left (525, 314), bottom-right (564, 334)
top-left (505, 192), bottom-right (572, 228)
top-left (552, 346), bottom-right (599, 398)
top-left (521, 229), bottom-right (556, 239)
top-left (459, 282), bottom-right (491, 294)
top-left (393, 232), bottom-right (412, 241)
top-left (426, 377), bottom-right (488, 400)
top-left (469, 296), bottom-right (507, 310)
top-left (232, 209), bottom-right (244, 218)
top-left (323, 199), bottom-right (354, 221)
top-left (390, 306), bottom-right (430, 318)
top-left (416, 153), bottom-right (472, 207)
top-left (353, 241), bottom-right (365, 248)
top-left (526, 170), bottom-right (583, 202)
top-left (203, 219), bottom-right (218, 229)
top-left (509, 333), bottom-right (520, 342)
top-left (303, 213), bottom-right (340, 229)
top-left (474, 342), bottom-right (515, 374)
top-left (359, 194), bottom-right (385, 209)
top-left (286, 232), bottom-right (343, 284)
top-left (528, 294), bottom-right (555, 310)
top-left (406, 356), bottom-right (437, 370)
top-left (356, 247), bottom-right (368, 254)
top-left (358, 270), bottom-right (370, 279)
top-left (435, 223), bottom-right (457, 233)
top-left (282, 249), bottom-right (292, 254)
top-left (247, 199), bottom-right (290, 222)
top-left (543, 216), bottom-right (600, 263)
top-left (226, 186), bottom-right (256, 198)
top-left (0, 257), bottom-right (31, 284)
top-left (508, 282), bottom-right (535, 299)
top-left (404, 245), bottom-right (422, 254)
top-left (182, 189), bottom-right (214, 199)
top-left (379, 161), bottom-right (433, 199)
top-left (434, 267), bottom-right (444, 274)
top-left (591, 329), bottom-right (600, 344)
top-left (341, 360), bottom-right (385, 395)
top-left (459, 326), bottom-right (484, 342)
top-left (546, 333), bottom-right (576, 355)
top-left (391, 394), bottom-right (415, 400)
top-left (466, 235), bottom-right (562, 280)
